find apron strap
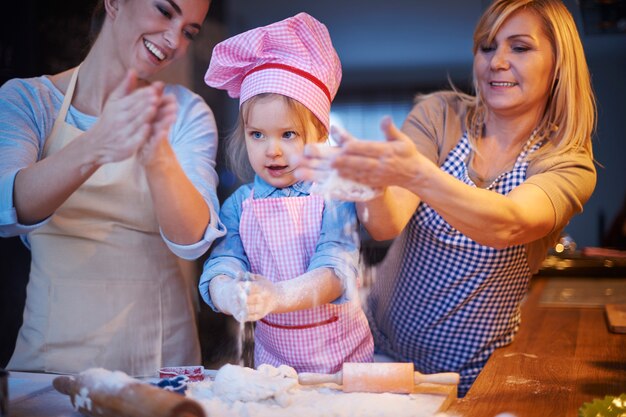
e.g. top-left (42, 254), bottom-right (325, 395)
top-left (44, 65), bottom-right (81, 158)
top-left (53, 65), bottom-right (80, 130)
top-left (59, 65), bottom-right (80, 119)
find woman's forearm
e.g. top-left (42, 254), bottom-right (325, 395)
top-left (13, 133), bottom-right (100, 224)
top-left (357, 186), bottom-right (421, 241)
top-left (144, 140), bottom-right (210, 245)
top-left (406, 157), bottom-right (555, 248)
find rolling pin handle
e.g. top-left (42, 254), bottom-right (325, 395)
top-left (414, 371), bottom-right (460, 385)
top-left (298, 371), bottom-right (343, 386)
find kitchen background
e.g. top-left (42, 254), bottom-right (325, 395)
top-left (1, 0), bottom-right (625, 367)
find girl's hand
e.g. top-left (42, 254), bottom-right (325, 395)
top-left (243, 275), bottom-right (280, 322)
top-left (87, 70), bottom-right (163, 166)
top-left (209, 275), bottom-right (248, 322)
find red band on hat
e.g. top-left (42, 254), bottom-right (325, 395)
top-left (243, 63), bottom-right (332, 102)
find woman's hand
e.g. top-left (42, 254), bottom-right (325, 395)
top-left (136, 88), bottom-right (178, 168)
top-left (331, 117), bottom-right (426, 190)
top-left (86, 70), bottom-right (164, 167)
top-left (295, 117), bottom-right (427, 191)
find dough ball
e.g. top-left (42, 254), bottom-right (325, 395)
top-left (212, 364), bottom-right (298, 403)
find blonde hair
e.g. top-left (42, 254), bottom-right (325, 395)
top-left (463, 0), bottom-right (596, 160)
top-left (225, 94), bottom-right (328, 183)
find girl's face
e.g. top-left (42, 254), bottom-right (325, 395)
top-left (473, 9), bottom-right (555, 121)
top-left (111, 0), bottom-right (209, 78)
top-left (244, 95), bottom-right (318, 189)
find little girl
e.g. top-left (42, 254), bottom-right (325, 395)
top-left (199, 12), bottom-right (374, 373)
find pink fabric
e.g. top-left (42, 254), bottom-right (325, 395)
top-left (239, 192), bottom-right (373, 373)
top-left (204, 12), bottom-right (341, 131)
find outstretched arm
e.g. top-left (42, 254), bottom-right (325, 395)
top-left (334, 118), bottom-right (557, 248)
top-left (298, 117), bottom-right (557, 247)
top-left (242, 268), bottom-right (343, 322)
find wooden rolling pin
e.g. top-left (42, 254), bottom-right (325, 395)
top-left (298, 362), bottom-right (460, 394)
top-left (53, 370), bottom-right (205, 417)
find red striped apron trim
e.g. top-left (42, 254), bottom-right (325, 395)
top-left (260, 315), bottom-right (339, 330)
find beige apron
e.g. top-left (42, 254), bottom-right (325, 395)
top-left (7, 67), bottom-right (200, 376)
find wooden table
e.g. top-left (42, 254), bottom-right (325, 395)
top-left (8, 371), bottom-right (79, 417)
top-left (7, 276), bottom-right (625, 417)
top-left (449, 276), bottom-right (626, 417)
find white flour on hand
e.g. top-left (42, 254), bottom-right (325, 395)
top-left (310, 171), bottom-right (381, 202)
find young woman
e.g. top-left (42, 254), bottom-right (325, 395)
top-left (0, 0), bottom-right (224, 376)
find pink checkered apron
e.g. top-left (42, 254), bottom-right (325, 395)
top-left (239, 191), bottom-right (373, 373)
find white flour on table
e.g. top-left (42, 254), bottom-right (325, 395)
top-left (78, 368), bottom-right (135, 392)
top-left (187, 364), bottom-right (451, 417)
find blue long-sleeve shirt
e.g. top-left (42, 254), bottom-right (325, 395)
top-left (0, 76), bottom-right (225, 259)
top-left (199, 175), bottom-right (360, 310)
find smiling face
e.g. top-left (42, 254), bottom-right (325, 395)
top-left (473, 9), bottom-right (555, 121)
top-left (109, 0), bottom-right (209, 78)
top-left (243, 94), bottom-right (323, 189)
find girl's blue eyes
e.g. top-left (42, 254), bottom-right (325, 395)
top-left (249, 131), bottom-right (298, 140)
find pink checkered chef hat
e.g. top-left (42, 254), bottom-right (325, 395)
top-left (204, 12), bottom-right (341, 131)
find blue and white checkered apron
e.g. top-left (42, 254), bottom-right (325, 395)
top-left (367, 133), bottom-right (543, 396)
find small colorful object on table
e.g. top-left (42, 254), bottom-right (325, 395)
top-left (153, 375), bottom-right (189, 395)
top-left (158, 366), bottom-right (205, 382)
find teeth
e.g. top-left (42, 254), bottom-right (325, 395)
top-left (144, 39), bottom-right (165, 61)
top-left (490, 82), bottom-right (517, 87)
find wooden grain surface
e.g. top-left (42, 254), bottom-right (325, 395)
top-left (449, 277), bottom-right (626, 417)
top-left (605, 304), bottom-right (626, 333)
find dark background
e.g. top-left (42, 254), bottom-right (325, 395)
top-left (2, 0), bottom-right (625, 368)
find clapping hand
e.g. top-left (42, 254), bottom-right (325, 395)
top-left (136, 84), bottom-right (178, 167)
top-left (86, 69), bottom-right (178, 168)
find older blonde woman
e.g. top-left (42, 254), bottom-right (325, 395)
top-left (296, 0), bottom-right (596, 396)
